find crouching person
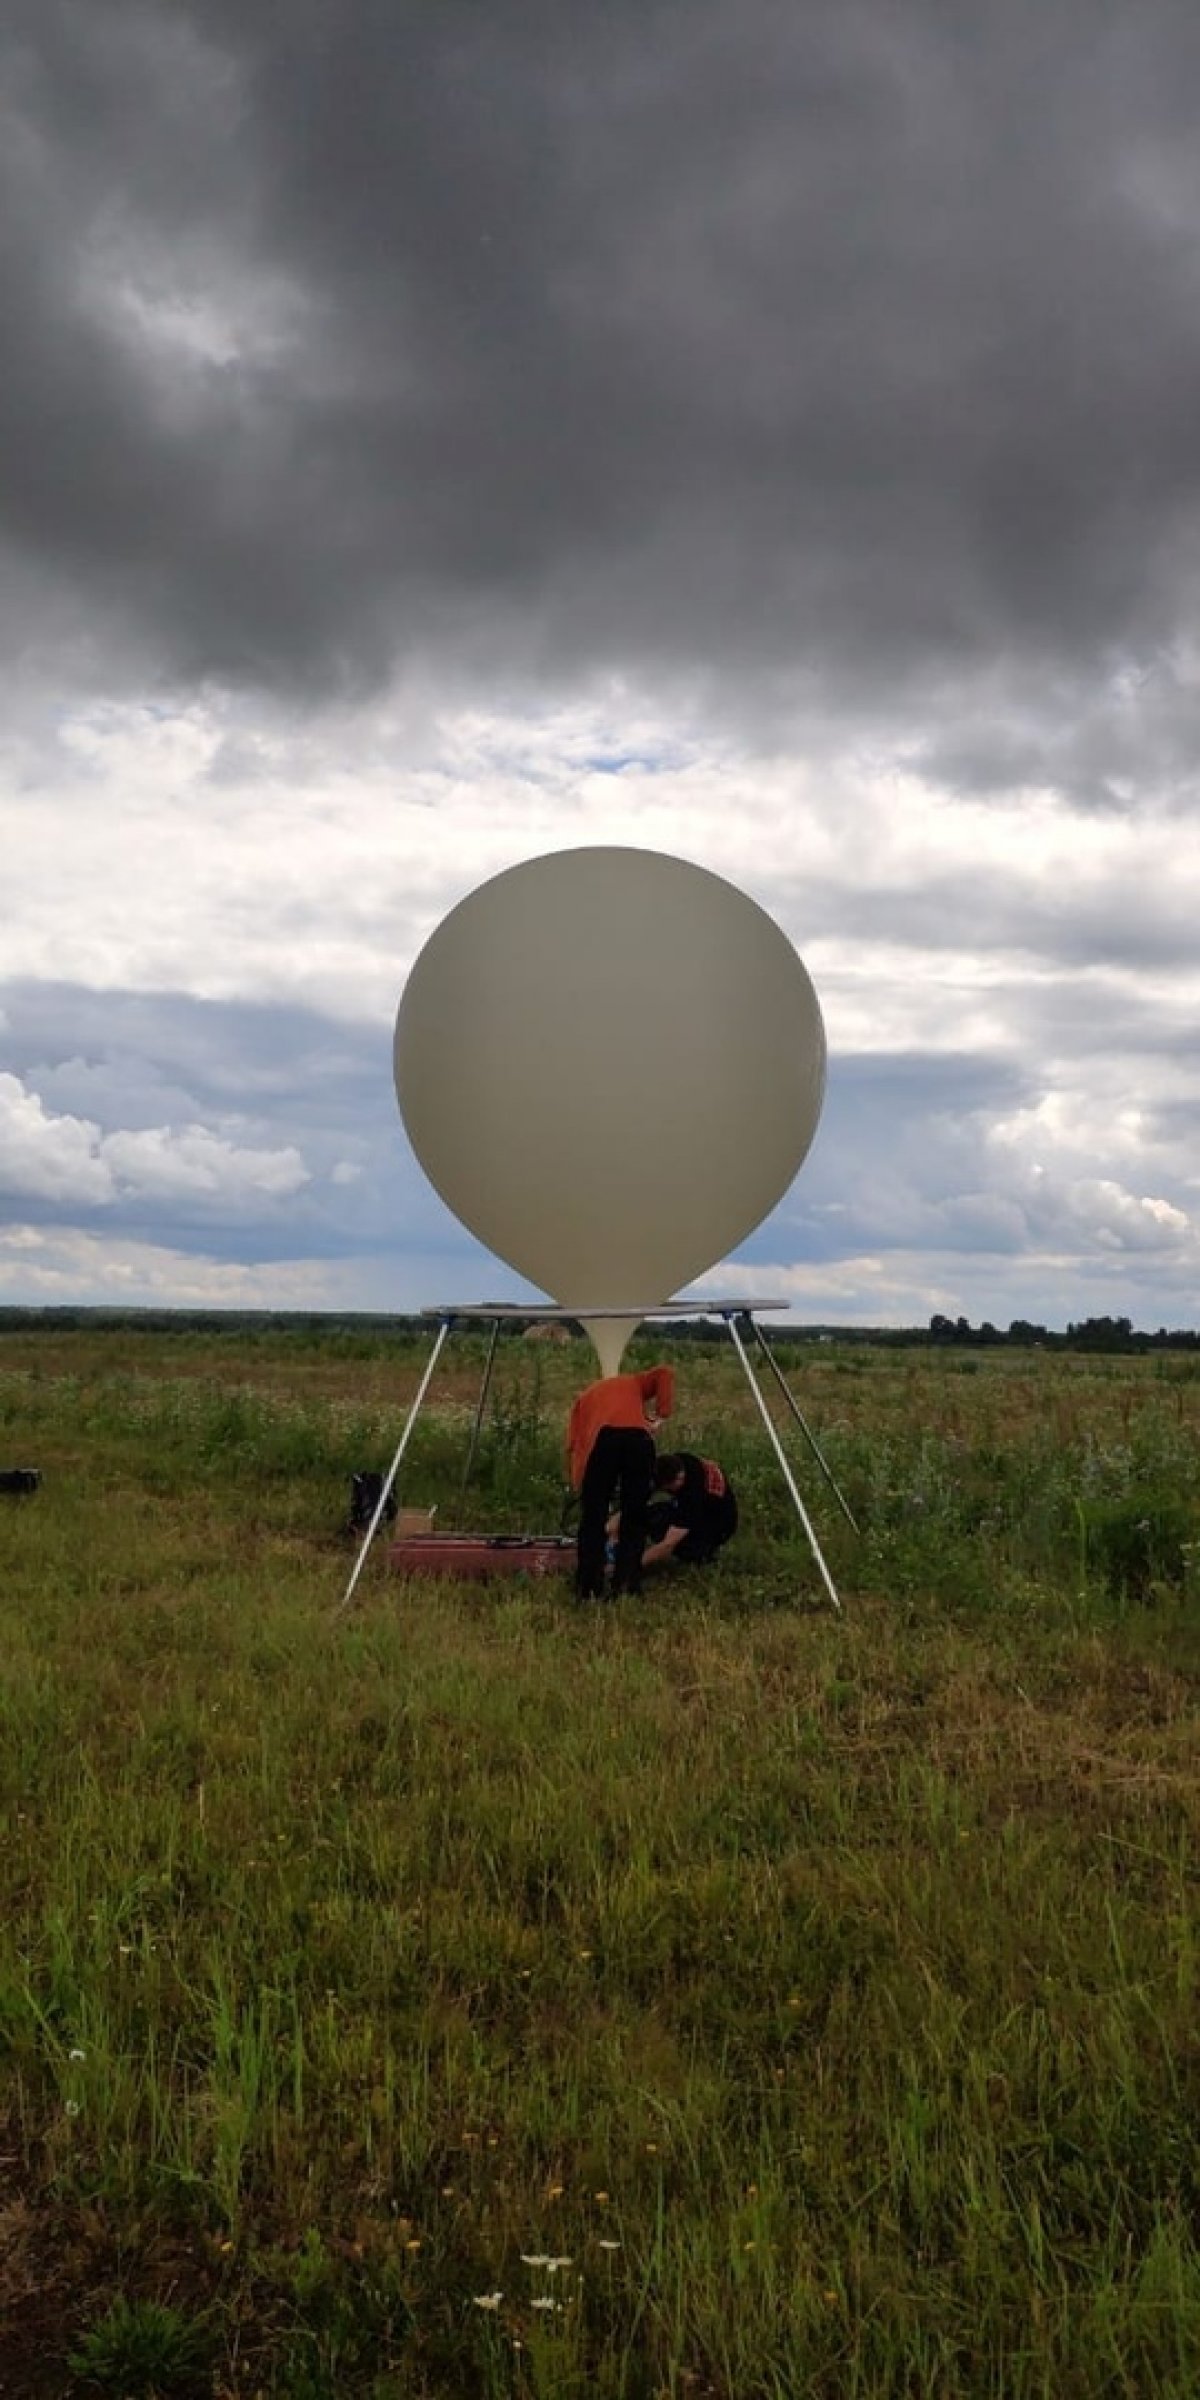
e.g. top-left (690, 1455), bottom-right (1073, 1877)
top-left (642, 1452), bottom-right (738, 1573)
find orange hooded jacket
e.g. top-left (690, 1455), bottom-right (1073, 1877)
top-left (566, 1366), bottom-right (675, 1490)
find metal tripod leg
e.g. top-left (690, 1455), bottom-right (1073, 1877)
top-left (457, 1315), bottom-right (501, 1519)
top-left (726, 1313), bottom-right (843, 1613)
top-left (335, 1316), bottom-right (452, 1617)
top-left (747, 1317), bottom-right (861, 1534)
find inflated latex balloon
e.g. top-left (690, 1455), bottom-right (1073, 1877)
top-left (394, 847), bottom-right (825, 1372)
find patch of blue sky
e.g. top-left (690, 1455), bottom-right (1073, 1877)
top-left (581, 743), bottom-right (687, 774)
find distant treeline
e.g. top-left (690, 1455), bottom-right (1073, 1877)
top-left (0, 1305), bottom-right (1197, 1353)
top-left (925, 1313), bottom-right (1200, 1353)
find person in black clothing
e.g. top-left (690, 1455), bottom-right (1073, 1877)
top-left (639, 1451), bottom-right (739, 1571)
top-left (568, 1366), bottom-right (673, 1600)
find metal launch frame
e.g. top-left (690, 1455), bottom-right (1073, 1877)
top-left (336, 1301), bottom-right (858, 1618)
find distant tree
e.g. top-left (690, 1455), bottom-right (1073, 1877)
top-left (1067, 1315), bottom-right (1135, 1351)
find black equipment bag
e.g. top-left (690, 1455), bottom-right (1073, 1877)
top-left (346, 1470), bottom-right (398, 1536)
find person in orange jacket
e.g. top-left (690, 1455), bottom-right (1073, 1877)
top-left (567, 1363), bottom-right (674, 1599)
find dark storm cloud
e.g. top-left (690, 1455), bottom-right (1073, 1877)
top-left (6, 0), bottom-right (1200, 713)
top-left (909, 657), bottom-right (1200, 808)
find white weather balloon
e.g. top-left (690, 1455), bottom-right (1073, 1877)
top-left (394, 847), bottom-right (825, 1371)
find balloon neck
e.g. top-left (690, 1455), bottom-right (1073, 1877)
top-left (581, 1315), bottom-right (642, 1377)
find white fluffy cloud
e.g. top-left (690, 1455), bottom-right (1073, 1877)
top-left (0, 1073), bottom-right (113, 1205)
top-left (0, 1224), bottom-right (337, 1309)
top-left (0, 1071), bottom-right (309, 1210)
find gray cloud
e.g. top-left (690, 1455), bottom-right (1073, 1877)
top-left (746, 1046), bottom-right (1198, 1270)
top-left (6, 0), bottom-right (1200, 728)
top-left (0, 980), bottom-right (467, 1264)
top-left (818, 876), bottom-right (1198, 975)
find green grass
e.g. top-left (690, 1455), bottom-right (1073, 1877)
top-left (1, 1327), bottom-right (1199, 2394)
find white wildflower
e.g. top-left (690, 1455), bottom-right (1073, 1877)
top-left (472, 2291), bottom-right (504, 2311)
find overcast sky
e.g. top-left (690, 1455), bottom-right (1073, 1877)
top-left (3, 0), bottom-right (1199, 1330)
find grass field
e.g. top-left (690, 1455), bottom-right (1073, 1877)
top-left (2, 1322), bottom-right (1200, 2397)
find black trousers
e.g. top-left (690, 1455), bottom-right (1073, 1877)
top-left (576, 1425), bottom-right (655, 1597)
